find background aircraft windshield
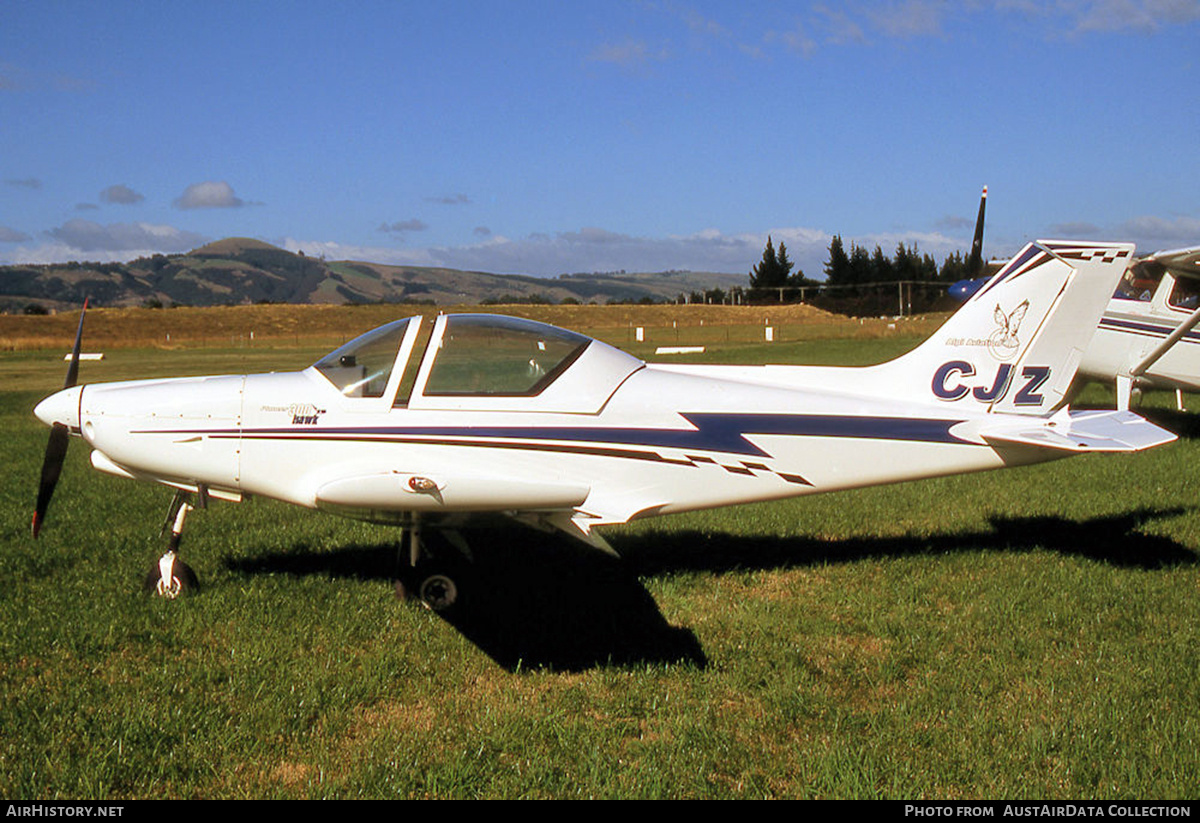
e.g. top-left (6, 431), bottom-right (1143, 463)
top-left (313, 317), bottom-right (411, 397)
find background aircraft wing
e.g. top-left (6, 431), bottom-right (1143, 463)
top-left (1146, 246), bottom-right (1200, 278)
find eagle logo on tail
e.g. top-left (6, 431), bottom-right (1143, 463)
top-left (988, 300), bottom-right (1028, 361)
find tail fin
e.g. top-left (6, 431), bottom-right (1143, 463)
top-left (870, 240), bottom-right (1134, 414)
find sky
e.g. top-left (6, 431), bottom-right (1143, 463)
top-left (2, 1), bottom-right (1198, 281)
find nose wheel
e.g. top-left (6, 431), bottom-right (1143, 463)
top-left (144, 491), bottom-right (201, 597)
top-left (143, 550), bottom-right (199, 599)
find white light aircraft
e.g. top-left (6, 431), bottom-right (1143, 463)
top-left (1078, 246), bottom-right (1200, 410)
top-left (33, 240), bottom-right (1176, 608)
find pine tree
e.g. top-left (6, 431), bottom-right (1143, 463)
top-left (849, 243), bottom-right (871, 285)
top-left (776, 241), bottom-right (794, 283)
top-left (871, 245), bottom-right (894, 282)
top-left (750, 235), bottom-right (789, 290)
top-left (824, 235), bottom-right (851, 285)
top-left (940, 251), bottom-right (967, 282)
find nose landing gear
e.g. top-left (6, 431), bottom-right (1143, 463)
top-left (143, 490), bottom-right (201, 598)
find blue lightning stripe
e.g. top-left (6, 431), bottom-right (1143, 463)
top-left (173, 412), bottom-right (975, 458)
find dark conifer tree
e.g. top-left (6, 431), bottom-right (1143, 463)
top-left (871, 245), bottom-right (894, 282)
top-left (824, 235), bottom-right (851, 285)
top-left (849, 243), bottom-right (871, 285)
top-left (750, 235), bottom-right (789, 290)
top-left (776, 241), bottom-right (794, 283)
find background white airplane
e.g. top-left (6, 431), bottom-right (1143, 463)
top-left (1079, 245), bottom-right (1200, 410)
top-left (32, 240), bottom-right (1175, 609)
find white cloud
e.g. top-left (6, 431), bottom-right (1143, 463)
top-left (1049, 221), bottom-right (1105, 236)
top-left (284, 225), bottom-right (903, 279)
top-left (866, 0), bottom-right (950, 39)
top-left (1041, 214), bottom-right (1200, 252)
top-left (812, 5), bottom-right (869, 45)
top-left (766, 22), bottom-right (819, 57)
top-left (280, 237), bottom-right (440, 267)
top-left (587, 39), bottom-right (671, 68)
top-left (378, 219), bottom-right (430, 237)
top-left (100, 184), bottom-right (144, 205)
top-left (275, 209), bottom-right (1197, 283)
top-left (44, 219), bottom-right (207, 253)
top-left (1068, 0), bottom-right (1200, 33)
top-left (1116, 215), bottom-right (1200, 249)
top-left (712, 2), bottom-right (1200, 61)
top-left (0, 226), bottom-right (31, 243)
top-left (173, 180), bottom-right (245, 210)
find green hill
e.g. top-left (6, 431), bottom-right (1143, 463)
top-left (0, 238), bottom-right (746, 312)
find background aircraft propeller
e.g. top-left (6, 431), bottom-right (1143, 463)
top-left (32, 298), bottom-right (87, 538)
top-left (967, 185), bottom-right (987, 278)
top-left (949, 186), bottom-right (991, 301)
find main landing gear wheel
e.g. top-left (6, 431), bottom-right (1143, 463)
top-left (393, 519), bottom-right (464, 612)
top-left (394, 565), bottom-right (461, 611)
top-left (417, 573), bottom-right (458, 612)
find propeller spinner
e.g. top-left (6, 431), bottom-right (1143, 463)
top-left (32, 299), bottom-right (88, 538)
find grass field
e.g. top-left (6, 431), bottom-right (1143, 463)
top-left (0, 301), bottom-right (945, 353)
top-left (1, 308), bottom-right (1198, 799)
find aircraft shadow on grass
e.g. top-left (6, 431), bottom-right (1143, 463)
top-left (1142, 407), bottom-right (1200, 440)
top-left (616, 506), bottom-right (1198, 579)
top-left (224, 506), bottom-right (1195, 672)
top-left (223, 527), bottom-right (707, 673)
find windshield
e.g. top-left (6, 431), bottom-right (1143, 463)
top-left (423, 315), bottom-right (590, 396)
top-left (1115, 261), bottom-right (1163, 301)
top-left (1169, 275), bottom-right (1200, 312)
top-left (313, 317), bottom-right (411, 397)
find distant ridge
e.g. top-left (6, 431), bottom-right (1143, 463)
top-left (0, 238), bottom-right (747, 312)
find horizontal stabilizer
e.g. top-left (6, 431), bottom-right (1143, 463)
top-left (979, 410), bottom-right (1176, 453)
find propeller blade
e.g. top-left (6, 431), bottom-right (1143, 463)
top-left (63, 297), bottom-right (88, 389)
top-left (32, 424), bottom-right (70, 538)
top-left (31, 298), bottom-right (89, 538)
top-left (967, 185), bottom-right (987, 277)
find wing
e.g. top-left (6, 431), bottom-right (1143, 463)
top-left (1146, 246), bottom-right (1200, 278)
